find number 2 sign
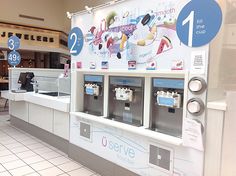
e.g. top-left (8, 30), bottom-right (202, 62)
top-left (68, 27), bottom-right (84, 56)
top-left (176, 0), bottom-right (222, 47)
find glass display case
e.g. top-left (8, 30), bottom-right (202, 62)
top-left (10, 69), bottom-right (71, 97)
top-left (35, 74), bottom-right (71, 97)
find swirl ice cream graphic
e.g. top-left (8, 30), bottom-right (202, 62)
top-left (85, 7), bottom-right (176, 64)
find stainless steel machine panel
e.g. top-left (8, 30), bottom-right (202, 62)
top-left (83, 75), bottom-right (104, 116)
top-left (150, 78), bottom-right (184, 137)
top-left (149, 144), bottom-right (172, 172)
top-left (108, 76), bottom-right (144, 127)
top-left (80, 122), bottom-right (91, 140)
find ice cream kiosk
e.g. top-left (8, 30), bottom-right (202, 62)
top-left (67, 0), bottom-right (236, 175)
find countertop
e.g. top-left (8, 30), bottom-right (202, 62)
top-left (1, 91), bottom-right (70, 112)
top-left (207, 99), bottom-right (227, 111)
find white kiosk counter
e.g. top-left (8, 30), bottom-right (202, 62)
top-left (205, 92), bottom-right (236, 176)
top-left (2, 68), bottom-right (71, 153)
top-left (205, 99), bottom-right (227, 176)
top-left (1, 91), bottom-right (70, 140)
top-left (2, 91), bottom-right (70, 112)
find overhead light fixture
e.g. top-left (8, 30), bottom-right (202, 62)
top-left (85, 6), bottom-right (93, 14)
top-left (109, 1), bottom-right (116, 5)
top-left (109, 0), bottom-right (124, 5)
top-left (66, 11), bottom-right (72, 19)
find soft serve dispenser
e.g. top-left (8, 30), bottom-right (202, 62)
top-left (108, 76), bottom-right (144, 126)
top-left (150, 78), bottom-right (185, 137)
top-left (83, 75), bottom-right (104, 116)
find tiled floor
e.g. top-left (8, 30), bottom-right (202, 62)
top-left (0, 115), bottom-right (101, 176)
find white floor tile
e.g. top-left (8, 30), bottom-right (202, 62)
top-left (58, 161), bottom-right (82, 172)
top-left (0, 164), bottom-right (6, 172)
top-left (0, 115), bottom-right (99, 176)
top-left (10, 146), bottom-right (29, 154)
top-left (0, 149), bottom-right (12, 157)
top-left (54, 149), bottom-right (68, 156)
top-left (4, 131), bottom-right (22, 136)
top-left (27, 143), bottom-right (45, 150)
top-left (9, 165), bottom-right (35, 176)
top-left (68, 167), bottom-right (95, 176)
top-left (2, 160), bottom-right (26, 170)
top-left (16, 150), bottom-right (37, 159)
top-left (22, 155), bottom-right (45, 165)
top-left (38, 166), bottom-right (64, 176)
top-left (30, 160), bottom-right (54, 171)
top-left (0, 134), bottom-right (8, 139)
top-left (0, 138), bottom-right (16, 145)
top-left (0, 136), bottom-right (12, 141)
top-left (34, 147), bottom-right (53, 155)
top-left (39, 141), bottom-right (51, 147)
top-left (39, 151), bottom-right (61, 160)
top-left (20, 139), bottom-right (38, 146)
top-left (0, 145), bottom-right (6, 151)
top-left (13, 135), bottom-right (32, 142)
top-left (0, 171), bottom-right (12, 176)
top-left (24, 173), bottom-right (41, 176)
top-left (4, 142), bottom-right (24, 149)
top-left (6, 132), bottom-right (24, 137)
top-left (0, 154), bottom-right (19, 164)
top-left (49, 156), bottom-right (71, 166)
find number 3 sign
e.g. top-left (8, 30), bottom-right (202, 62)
top-left (8, 36), bottom-right (20, 50)
top-left (68, 27), bottom-right (84, 56)
top-left (176, 0), bottom-right (222, 47)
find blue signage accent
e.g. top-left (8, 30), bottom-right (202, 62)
top-left (68, 27), bottom-right (84, 56)
top-left (86, 87), bottom-right (95, 95)
top-left (8, 36), bottom-right (20, 50)
top-left (8, 51), bottom-right (21, 66)
top-left (110, 77), bottom-right (142, 87)
top-left (84, 75), bottom-right (103, 83)
top-left (153, 79), bottom-right (184, 89)
top-left (176, 0), bottom-right (222, 47)
top-left (157, 97), bottom-right (175, 107)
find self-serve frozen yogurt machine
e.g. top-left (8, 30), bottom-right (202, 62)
top-left (150, 78), bottom-right (185, 137)
top-left (83, 75), bottom-right (104, 116)
top-left (108, 76), bottom-right (144, 126)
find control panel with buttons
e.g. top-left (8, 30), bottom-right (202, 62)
top-left (187, 98), bottom-right (204, 115)
top-left (188, 77), bottom-right (207, 94)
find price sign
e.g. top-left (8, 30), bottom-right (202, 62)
top-left (8, 36), bottom-right (20, 50)
top-left (176, 0), bottom-right (222, 47)
top-left (68, 27), bottom-right (84, 56)
top-left (8, 51), bottom-right (21, 66)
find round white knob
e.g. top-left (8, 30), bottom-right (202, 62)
top-left (188, 101), bottom-right (201, 114)
top-left (189, 80), bottom-right (202, 92)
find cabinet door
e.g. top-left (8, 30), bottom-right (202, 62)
top-left (10, 101), bottom-right (29, 122)
top-left (53, 110), bottom-right (69, 140)
top-left (29, 103), bottom-right (53, 132)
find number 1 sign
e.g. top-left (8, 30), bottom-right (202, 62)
top-left (176, 0), bottom-right (222, 47)
top-left (68, 27), bottom-right (84, 56)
